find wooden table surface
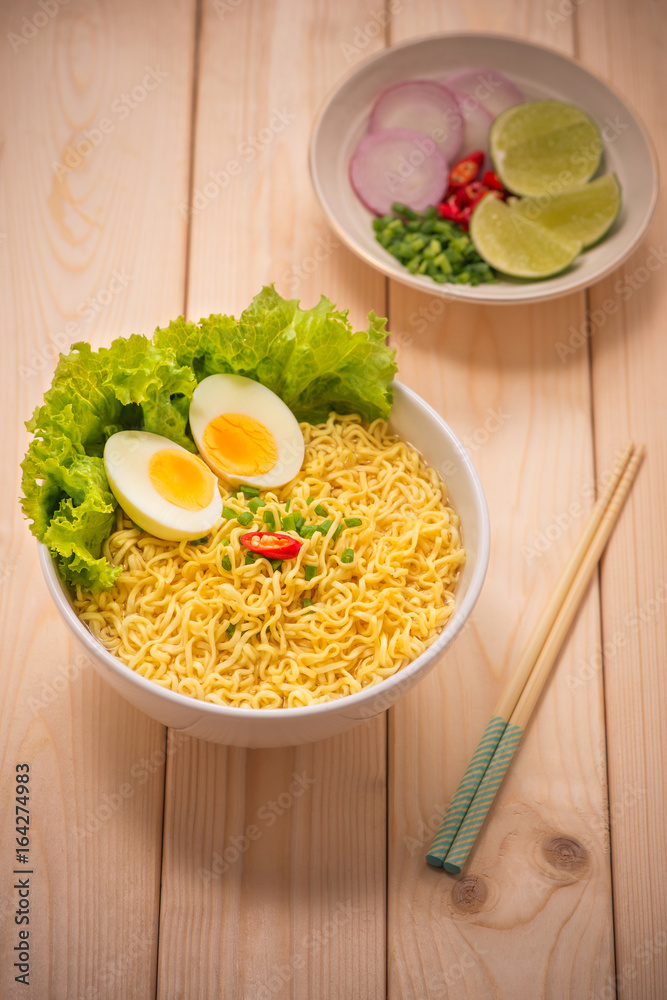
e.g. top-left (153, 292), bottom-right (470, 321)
top-left (2, 1), bottom-right (666, 997)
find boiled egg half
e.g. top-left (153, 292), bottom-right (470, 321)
top-left (104, 431), bottom-right (223, 541)
top-left (188, 374), bottom-right (305, 488)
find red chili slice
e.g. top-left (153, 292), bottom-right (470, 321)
top-left (482, 169), bottom-right (505, 192)
top-left (240, 531), bottom-right (303, 560)
top-left (448, 150), bottom-right (484, 189)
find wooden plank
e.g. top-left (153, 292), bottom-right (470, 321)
top-left (577, 2), bottom-right (667, 997)
top-left (156, 2), bottom-right (387, 998)
top-left (386, 5), bottom-right (615, 998)
top-left (0, 1), bottom-right (196, 996)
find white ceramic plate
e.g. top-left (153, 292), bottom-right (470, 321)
top-left (309, 33), bottom-right (659, 304)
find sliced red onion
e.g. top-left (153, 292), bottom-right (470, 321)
top-left (349, 128), bottom-right (448, 215)
top-left (453, 91), bottom-right (493, 160)
top-left (442, 68), bottom-right (524, 119)
top-left (368, 80), bottom-right (463, 164)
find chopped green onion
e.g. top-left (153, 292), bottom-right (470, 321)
top-left (304, 564), bottom-right (317, 582)
top-left (302, 597), bottom-right (313, 607)
top-left (222, 506), bottom-right (238, 520)
top-left (221, 537), bottom-right (230, 546)
top-left (293, 514), bottom-right (305, 533)
top-left (344, 517), bottom-right (362, 528)
top-left (262, 510), bottom-right (276, 531)
top-left (333, 522), bottom-right (345, 542)
top-left (280, 512), bottom-right (296, 532)
top-left (284, 499), bottom-right (291, 513)
top-left (341, 548), bottom-right (354, 563)
top-left (248, 497), bottom-right (266, 513)
top-left (226, 622), bottom-right (236, 639)
top-left (245, 551), bottom-right (257, 565)
top-left (269, 558), bottom-right (282, 572)
top-left (299, 525), bottom-right (318, 539)
top-left (221, 554), bottom-right (232, 571)
top-left (306, 496), bottom-right (315, 505)
top-left (189, 536), bottom-right (209, 545)
top-left (316, 519), bottom-right (332, 535)
top-left (315, 504), bottom-right (328, 517)
top-left (238, 511), bottom-right (253, 526)
top-left (239, 484), bottom-right (260, 498)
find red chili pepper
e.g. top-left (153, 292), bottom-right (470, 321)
top-left (448, 150), bottom-right (485, 189)
top-left (482, 170), bottom-right (505, 192)
top-left (461, 181), bottom-right (490, 207)
top-left (240, 531), bottom-right (303, 560)
top-left (456, 205), bottom-right (473, 232)
top-left (439, 195), bottom-right (463, 221)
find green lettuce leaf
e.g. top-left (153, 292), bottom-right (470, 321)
top-left (154, 286), bottom-right (397, 422)
top-left (23, 287), bottom-right (396, 591)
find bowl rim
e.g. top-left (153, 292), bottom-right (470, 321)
top-left (39, 381), bottom-right (490, 720)
top-left (308, 30), bottom-right (660, 306)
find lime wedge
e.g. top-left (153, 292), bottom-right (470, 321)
top-left (511, 174), bottom-right (621, 248)
top-left (470, 194), bottom-right (582, 279)
top-left (490, 100), bottom-right (603, 196)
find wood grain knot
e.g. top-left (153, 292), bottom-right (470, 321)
top-left (451, 875), bottom-right (488, 913)
top-left (542, 836), bottom-right (589, 874)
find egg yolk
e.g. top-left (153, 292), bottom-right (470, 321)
top-left (148, 449), bottom-right (215, 510)
top-left (202, 412), bottom-right (278, 477)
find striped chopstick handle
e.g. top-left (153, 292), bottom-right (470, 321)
top-left (442, 721), bottom-right (524, 873)
top-left (426, 715), bottom-right (507, 867)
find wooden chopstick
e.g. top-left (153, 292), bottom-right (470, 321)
top-left (426, 442), bottom-right (635, 867)
top-left (439, 445), bottom-right (644, 874)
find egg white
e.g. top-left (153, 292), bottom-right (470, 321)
top-left (104, 431), bottom-right (223, 541)
top-left (188, 373), bottom-right (305, 488)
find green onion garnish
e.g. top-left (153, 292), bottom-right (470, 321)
top-left (240, 484), bottom-right (261, 498)
top-left (299, 525), bottom-right (318, 539)
top-left (302, 597), bottom-right (313, 607)
top-left (293, 514), bottom-right (305, 532)
top-left (226, 622), bottom-right (236, 639)
top-left (284, 499), bottom-right (291, 512)
top-left (306, 496), bottom-right (315, 505)
top-left (304, 564), bottom-right (317, 582)
top-left (315, 504), bottom-right (328, 517)
top-left (341, 548), bottom-right (354, 563)
top-left (245, 551), bottom-right (257, 565)
top-left (344, 517), bottom-right (362, 528)
top-left (280, 513), bottom-right (296, 532)
top-left (262, 510), bottom-right (276, 531)
top-left (238, 511), bottom-right (253, 526)
top-left (333, 522), bottom-right (345, 542)
top-left (221, 538), bottom-right (230, 546)
top-left (222, 506), bottom-right (238, 520)
top-left (221, 554), bottom-right (231, 571)
top-left (269, 558), bottom-right (282, 572)
top-left (316, 519), bottom-right (332, 535)
top-left (248, 497), bottom-right (266, 513)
